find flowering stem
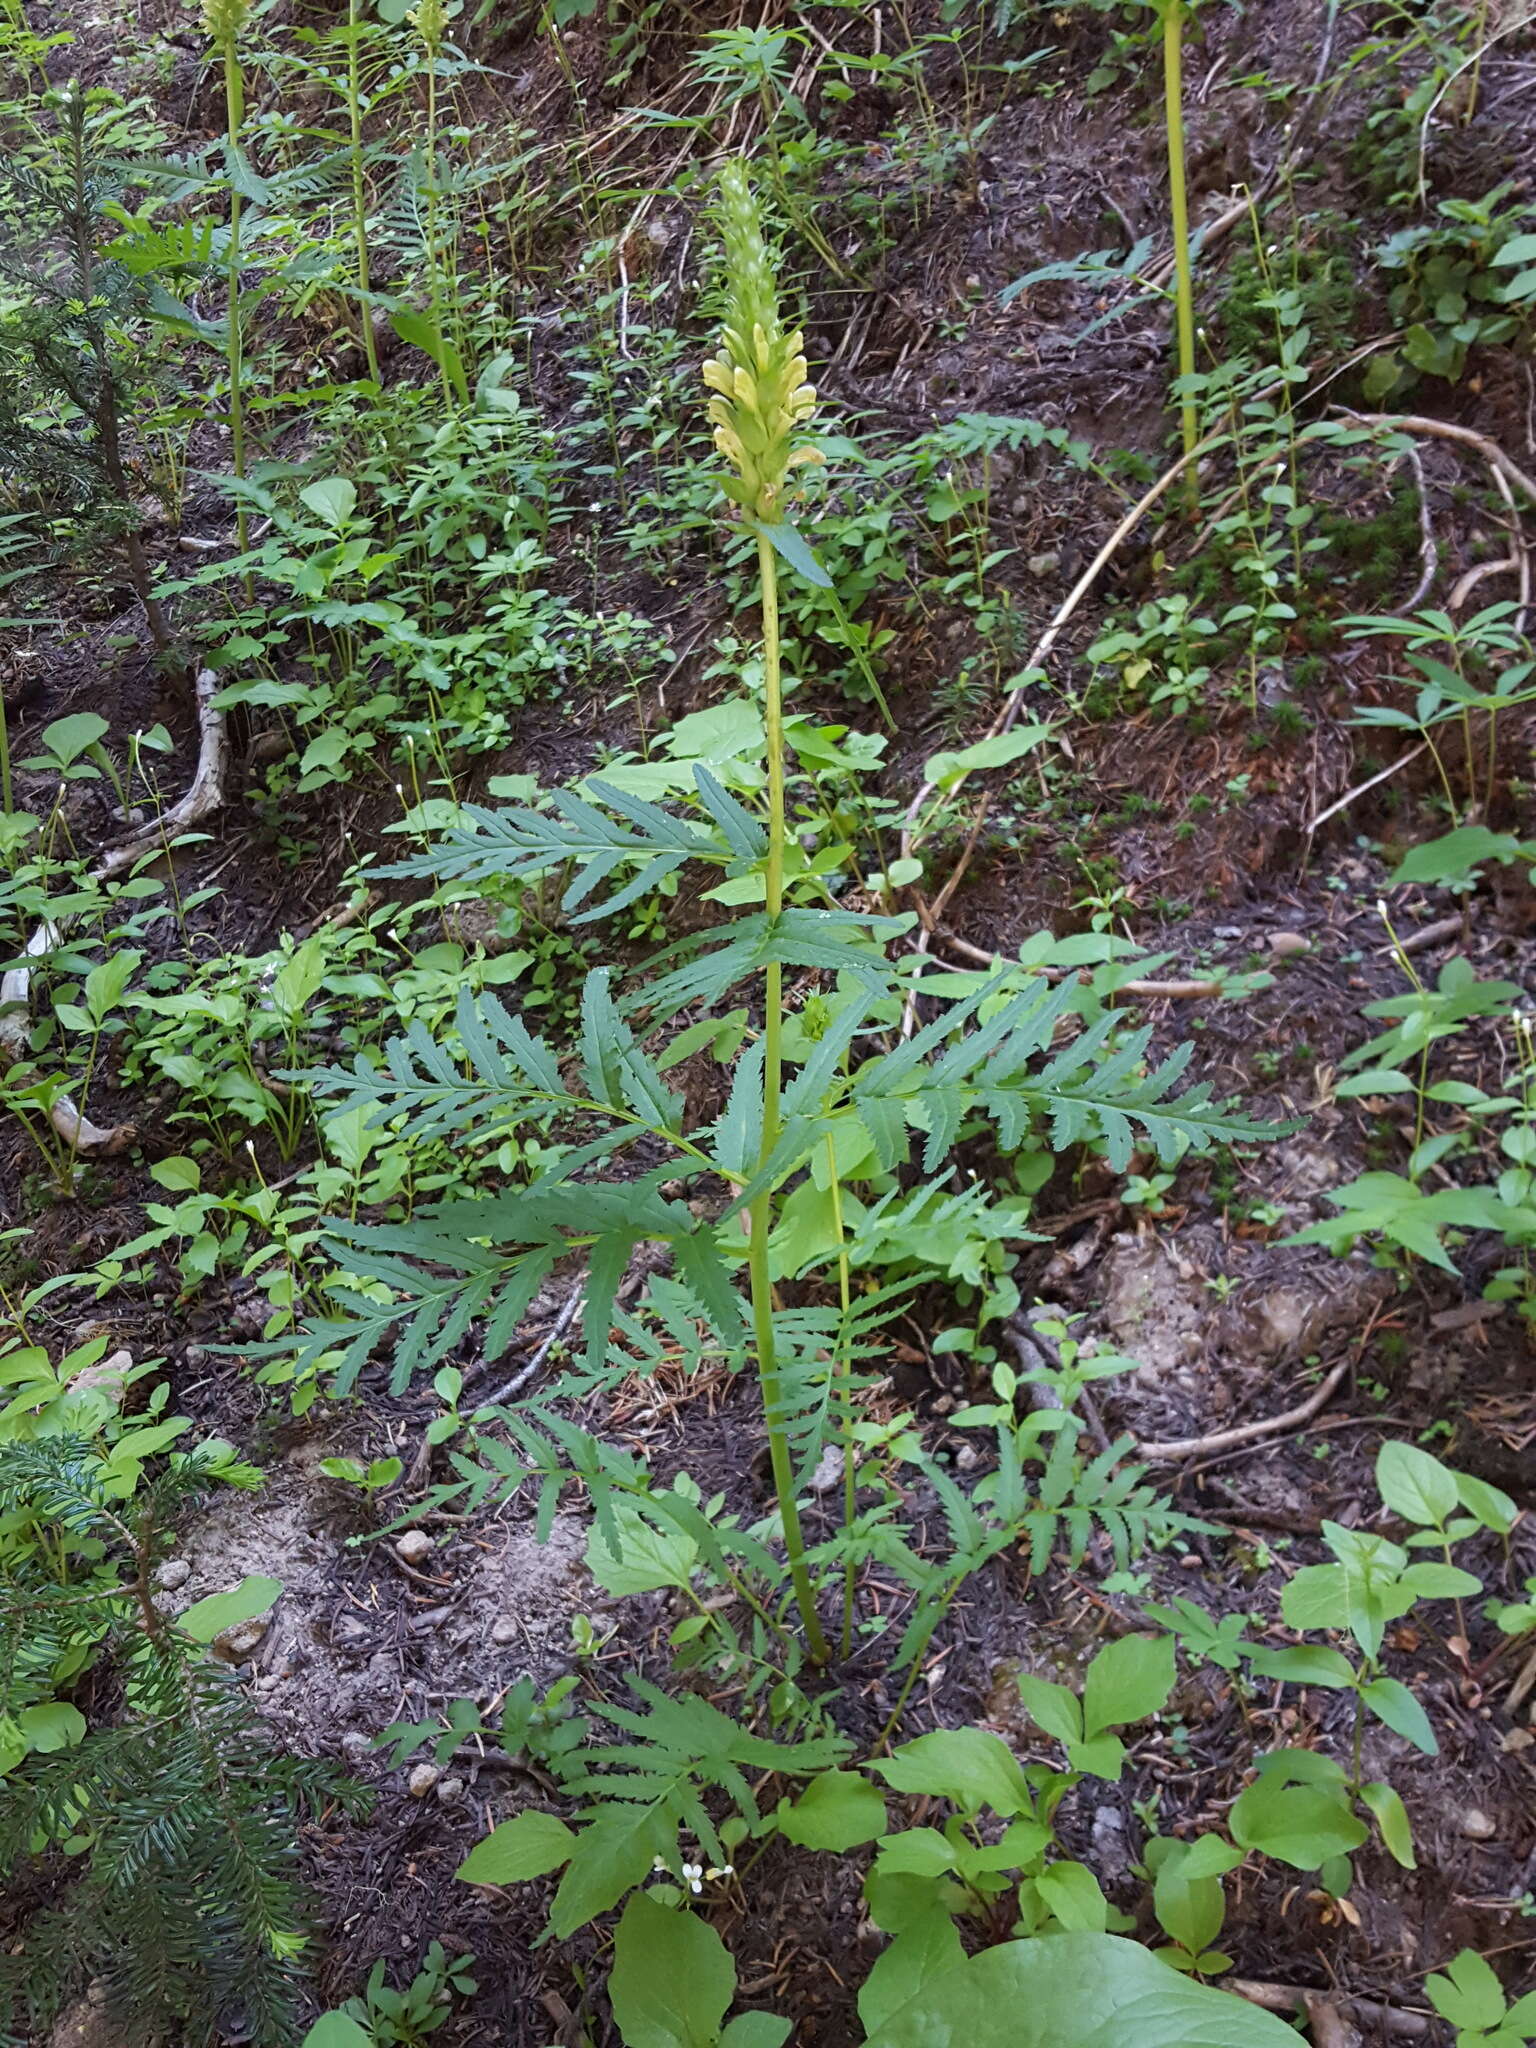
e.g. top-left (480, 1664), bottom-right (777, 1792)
top-left (748, 529), bottom-right (828, 1663)
top-left (1161, 0), bottom-right (1198, 508)
top-left (215, 27), bottom-right (251, 594)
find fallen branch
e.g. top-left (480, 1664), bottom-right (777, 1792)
top-left (1232, 1978), bottom-right (1430, 2039)
top-left (0, 670), bottom-right (227, 1157)
top-left (1305, 742), bottom-right (1427, 835)
top-left (936, 931), bottom-right (1222, 1000)
top-left (1135, 1351), bottom-right (1352, 1462)
top-left (1339, 411), bottom-right (1536, 510)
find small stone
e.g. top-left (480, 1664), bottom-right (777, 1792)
top-left (1462, 1808), bottom-right (1497, 1840)
top-left (954, 1443), bottom-right (979, 1472)
top-left (1027, 550), bottom-right (1060, 578)
top-left (490, 1619), bottom-right (519, 1647)
top-left (340, 1730), bottom-right (372, 1759)
top-left (436, 1775), bottom-right (466, 1806)
top-left (1268, 931), bottom-right (1310, 958)
top-left (407, 1763), bottom-right (441, 1799)
top-left (217, 1618), bottom-right (268, 1660)
top-left (154, 1558), bottom-right (192, 1591)
top-left (809, 1445), bottom-right (845, 1495)
top-left (394, 1530), bottom-right (435, 1565)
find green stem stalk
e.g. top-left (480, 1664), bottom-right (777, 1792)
top-left (346, 0), bottom-right (381, 386)
top-left (1161, 0), bottom-right (1198, 507)
top-left (217, 33), bottom-right (251, 592)
top-left (749, 531), bottom-right (829, 1664)
top-left (823, 1130), bottom-right (858, 1659)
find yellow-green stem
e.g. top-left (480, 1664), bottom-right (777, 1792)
top-left (824, 1129), bottom-right (857, 1660)
top-left (749, 531), bottom-right (829, 1663)
top-left (1162, 0), bottom-right (1198, 507)
top-left (218, 36), bottom-right (251, 593)
top-left (347, 0), bottom-right (381, 385)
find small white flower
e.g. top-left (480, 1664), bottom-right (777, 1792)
top-left (651, 1856), bottom-right (668, 1873)
top-left (681, 1861), bottom-right (704, 1894)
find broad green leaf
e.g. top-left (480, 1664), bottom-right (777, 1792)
top-left (1034, 1860), bottom-right (1109, 1931)
top-left (149, 1155), bottom-right (202, 1192)
top-left (777, 1770), bottom-right (887, 1851)
top-left (1244, 1645), bottom-right (1355, 1688)
top-left (176, 1574), bottom-right (283, 1644)
top-left (871, 1728), bottom-right (1034, 1817)
top-left (1426, 1949), bottom-right (1509, 2032)
top-left (551, 1805), bottom-right (673, 1938)
top-left (585, 1499), bottom-right (698, 1596)
top-left (389, 307), bottom-right (470, 408)
top-left (1360, 1677), bottom-right (1437, 1756)
top-left (299, 476), bottom-right (357, 528)
top-left (753, 518), bottom-right (833, 589)
top-left (1082, 1634), bottom-right (1175, 1738)
top-left (1454, 1471), bottom-right (1517, 1535)
top-left (1015, 1674), bottom-right (1083, 1747)
top-left (456, 1810), bottom-right (575, 1885)
top-left (858, 1912), bottom-right (966, 2037)
top-left (1391, 827), bottom-right (1532, 886)
top-left (1398, 1561), bottom-right (1482, 1602)
top-left (39, 711), bottom-right (109, 765)
top-left (609, 1892), bottom-right (735, 2048)
top-left (872, 1830), bottom-right (961, 1879)
top-left (1375, 1441), bottom-right (1459, 1527)
top-left (1279, 1563), bottom-right (1350, 1633)
top-left (860, 1931), bottom-right (1301, 2047)
top-left (15, 1701), bottom-right (86, 1753)
top-left (1229, 1780), bottom-right (1367, 1870)
top-left (718, 2016), bottom-right (792, 2048)
top-left (923, 725), bottom-right (1052, 793)
top-left (1359, 1782), bottom-right (1415, 1869)
top-left (302, 2017), bottom-right (374, 2048)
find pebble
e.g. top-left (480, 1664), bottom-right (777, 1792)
top-left (491, 1619), bottom-right (519, 1646)
top-left (394, 1530), bottom-right (435, 1566)
top-left (218, 1618), bottom-right (268, 1660)
top-left (154, 1558), bottom-right (192, 1591)
top-left (407, 1763), bottom-right (441, 1798)
top-left (340, 1731), bottom-right (372, 1759)
top-left (436, 1776), bottom-right (466, 1806)
top-left (1462, 1809), bottom-right (1497, 1840)
top-left (1268, 930), bottom-right (1311, 958)
top-left (954, 1444), bottom-right (979, 1472)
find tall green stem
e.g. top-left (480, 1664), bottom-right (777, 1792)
top-left (749, 531), bottom-right (829, 1664)
top-left (1161, 0), bottom-right (1198, 507)
top-left (216, 33), bottom-right (251, 590)
top-left (346, 0), bottom-right (381, 386)
top-left (824, 1129), bottom-right (858, 1659)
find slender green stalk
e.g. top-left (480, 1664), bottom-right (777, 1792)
top-left (823, 1129), bottom-right (858, 1659)
top-left (705, 160), bottom-right (829, 1661)
top-left (0, 688), bottom-right (12, 824)
top-left (413, 0), bottom-right (453, 406)
top-left (346, 0), bottom-right (382, 385)
top-left (748, 531), bottom-right (829, 1662)
top-left (1160, 0), bottom-right (1198, 505)
top-left (206, 0), bottom-right (252, 588)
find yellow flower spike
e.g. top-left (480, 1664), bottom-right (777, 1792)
top-left (201, 0), bottom-right (249, 45)
top-left (702, 159), bottom-right (822, 524)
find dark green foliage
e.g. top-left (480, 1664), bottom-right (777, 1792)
top-left (0, 1438), bottom-right (353, 2048)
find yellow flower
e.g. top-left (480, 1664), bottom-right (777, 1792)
top-left (702, 161), bottom-right (821, 522)
top-left (201, 0), bottom-right (250, 46)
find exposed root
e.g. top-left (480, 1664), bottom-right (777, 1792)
top-left (1135, 1351), bottom-right (1353, 1462)
top-left (0, 671), bottom-right (226, 1158)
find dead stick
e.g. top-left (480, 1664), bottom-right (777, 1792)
top-left (1136, 1352), bottom-right (1352, 1462)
